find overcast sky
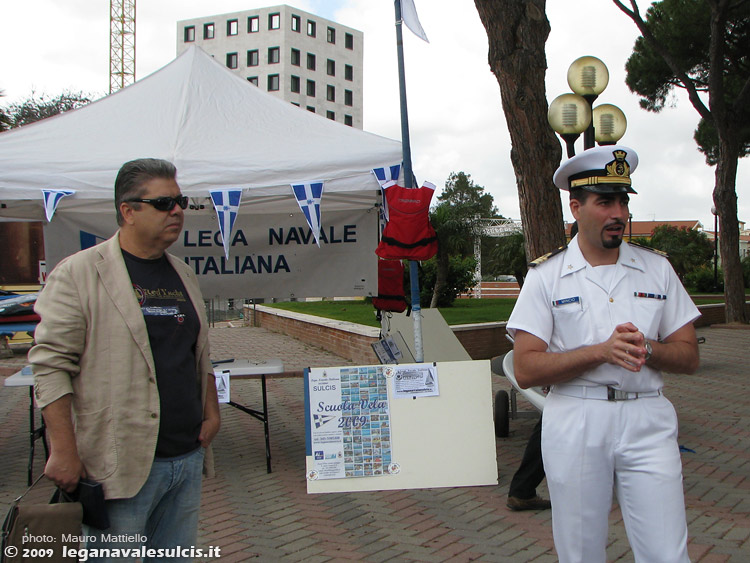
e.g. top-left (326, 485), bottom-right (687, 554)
top-left (1, 0), bottom-right (747, 232)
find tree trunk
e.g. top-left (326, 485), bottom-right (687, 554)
top-left (708, 1), bottom-right (747, 324)
top-left (714, 137), bottom-right (747, 323)
top-left (474, 0), bottom-right (566, 260)
top-left (430, 245), bottom-right (449, 308)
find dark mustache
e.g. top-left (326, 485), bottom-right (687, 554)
top-left (605, 220), bottom-right (626, 229)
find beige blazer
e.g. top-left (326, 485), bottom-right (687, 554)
top-left (30, 233), bottom-right (215, 499)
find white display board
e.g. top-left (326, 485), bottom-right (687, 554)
top-left (305, 360), bottom-right (498, 493)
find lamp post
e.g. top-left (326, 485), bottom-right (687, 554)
top-left (548, 56), bottom-right (627, 156)
top-left (711, 206), bottom-right (719, 292)
top-left (629, 213), bottom-right (633, 241)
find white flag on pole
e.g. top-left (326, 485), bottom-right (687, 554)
top-left (401, 0), bottom-right (429, 43)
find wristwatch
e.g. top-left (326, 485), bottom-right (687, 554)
top-left (644, 340), bottom-right (653, 361)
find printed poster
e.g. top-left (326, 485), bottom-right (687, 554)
top-left (387, 363), bottom-right (440, 399)
top-left (307, 366), bottom-right (393, 481)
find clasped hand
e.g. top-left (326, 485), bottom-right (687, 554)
top-left (603, 323), bottom-right (648, 372)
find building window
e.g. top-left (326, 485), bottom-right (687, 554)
top-left (345, 89), bottom-right (353, 106)
top-left (326, 85), bottom-right (335, 102)
top-left (326, 59), bottom-right (335, 76)
top-left (292, 102), bottom-right (300, 107)
top-left (307, 80), bottom-right (316, 97)
top-left (307, 53), bottom-right (316, 71)
top-left (327, 110), bottom-right (335, 120)
top-left (247, 50), bottom-right (259, 67)
top-left (345, 64), bottom-right (353, 81)
top-left (327, 27), bottom-right (336, 44)
top-left (345, 33), bottom-right (354, 49)
top-left (307, 106), bottom-right (315, 113)
top-left (291, 15), bottom-right (301, 32)
top-left (247, 77), bottom-right (258, 86)
top-left (227, 19), bottom-right (238, 36)
top-left (344, 115), bottom-right (353, 126)
top-left (226, 52), bottom-right (238, 69)
top-left (307, 20), bottom-right (316, 37)
top-left (269, 13), bottom-right (280, 30)
top-left (291, 48), bottom-right (300, 66)
top-left (268, 47), bottom-right (280, 64)
top-left (248, 16), bottom-right (259, 33)
top-left (203, 23), bottom-right (215, 40)
top-left (291, 76), bottom-right (300, 93)
top-left (184, 26), bottom-right (195, 42)
top-left (268, 74), bottom-right (280, 91)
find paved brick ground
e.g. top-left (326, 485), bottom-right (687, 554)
top-left (1, 325), bottom-right (748, 562)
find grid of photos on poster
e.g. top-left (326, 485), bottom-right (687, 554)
top-left (341, 367), bottom-right (392, 477)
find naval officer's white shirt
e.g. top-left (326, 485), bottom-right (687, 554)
top-left (507, 235), bottom-right (700, 392)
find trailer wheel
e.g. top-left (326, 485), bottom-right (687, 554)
top-left (494, 390), bottom-right (510, 437)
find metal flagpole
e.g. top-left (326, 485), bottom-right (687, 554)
top-left (393, 0), bottom-right (424, 362)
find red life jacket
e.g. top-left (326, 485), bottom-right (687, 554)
top-left (376, 181), bottom-right (438, 261)
top-left (372, 259), bottom-right (407, 313)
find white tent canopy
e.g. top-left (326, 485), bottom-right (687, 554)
top-left (0, 47), bottom-right (402, 298)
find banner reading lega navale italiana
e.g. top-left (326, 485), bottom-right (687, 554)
top-left (43, 208), bottom-right (378, 299)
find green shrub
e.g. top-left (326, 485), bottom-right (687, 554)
top-left (742, 256), bottom-right (750, 288)
top-left (418, 255), bottom-right (477, 307)
top-left (685, 266), bottom-right (723, 293)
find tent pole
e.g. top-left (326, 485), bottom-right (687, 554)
top-left (393, 0), bottom-right (423, 363)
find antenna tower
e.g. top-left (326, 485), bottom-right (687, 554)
top-left (109, 0), bottom-right (136, 93)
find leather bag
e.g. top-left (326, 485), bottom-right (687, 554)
top-left (1, 475), bottom-right (83, 563)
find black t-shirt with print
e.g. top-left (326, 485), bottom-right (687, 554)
top-left (122, 249), bottom-right (202, 458)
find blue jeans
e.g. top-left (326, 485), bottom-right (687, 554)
top-left (84, 447), bottom-right (205, 562)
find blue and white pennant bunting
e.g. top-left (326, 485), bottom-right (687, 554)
top-left (372, 165), bottom-right (402, 224)
top-left (291, 181), bottom-right (324, 247)
top-left (209, 189), bottom-right (243, 259)
top-left (42, 189), bottom-right (76, 222)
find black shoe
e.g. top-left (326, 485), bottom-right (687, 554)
top-left (506, 495), bottom-right (551, 511)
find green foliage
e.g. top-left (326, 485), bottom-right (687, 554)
top-left (694, 116), bottom-right (750, 165)
top-left (438, 171), bottom-right (499, 218)
top-left (488, 232), bottom-right (528, 286)
top-left (625, 0), bottom-right (711, 113)
top-left (1, 91), bottom-right (92, 129)
top-left (648, 225), bottom-right (713, 281)
top-left (624, 0), bottom-right (750, 163)
top-left (684, 266), bottom-right (723, 293)
top-left (629, 236), bottom-right (653, 248)
top-left (430, 200), bottom-right (483, 258)
top-left (418, 255), bottom-right (477, 308)
top-left (0, 90), bottom-right (11, 132)
top-left (743, 256), bottom-right (750, 288)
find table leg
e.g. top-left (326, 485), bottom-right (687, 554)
top-left (261, 374), bottom-right (271, 473)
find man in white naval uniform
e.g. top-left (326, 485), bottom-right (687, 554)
top-left (507, 145), bottom-right (700, 563)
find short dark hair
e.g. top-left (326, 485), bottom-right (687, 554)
top-left (114, 158), bottom-right (177, 226)
top-left (569, 188), bottom-right (591, 204)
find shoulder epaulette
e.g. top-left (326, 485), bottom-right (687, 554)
top-left (528, 245), bottom-right (567, 268)
top-left (628, 242), bottom-right (669, 258)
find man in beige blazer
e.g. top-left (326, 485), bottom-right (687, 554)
top-left (31, 158), bottom-right (220, 559)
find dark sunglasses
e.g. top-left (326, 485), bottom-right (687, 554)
top-left (126, 196), bottom-right (188, 211)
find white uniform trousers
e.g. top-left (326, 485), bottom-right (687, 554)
top-left (541, 391), bottom-right (689, 563)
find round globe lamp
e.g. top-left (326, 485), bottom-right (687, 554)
top-left (593, 104), bottom-right (627, 145)
top-left (548, 93), bottom-right (591, 157)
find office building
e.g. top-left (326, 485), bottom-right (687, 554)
top-left (177, 5), bottom-right (364, 128)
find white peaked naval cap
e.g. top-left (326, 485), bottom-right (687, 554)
top-left (553, 145), bottom-right (639, 194)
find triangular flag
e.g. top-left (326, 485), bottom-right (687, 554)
top-left (42, 189), bottom-right (75, 222)
top-left (401, 0), bottom-right (429, 43)
top-left (372, 165), bottom-right (401, 187)
top-left (291, 182), bottom-right (324, 247)
top-left (209, 189), bottom-right (243, 259)
top-left (373, 165), bottom-right (402, 224)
